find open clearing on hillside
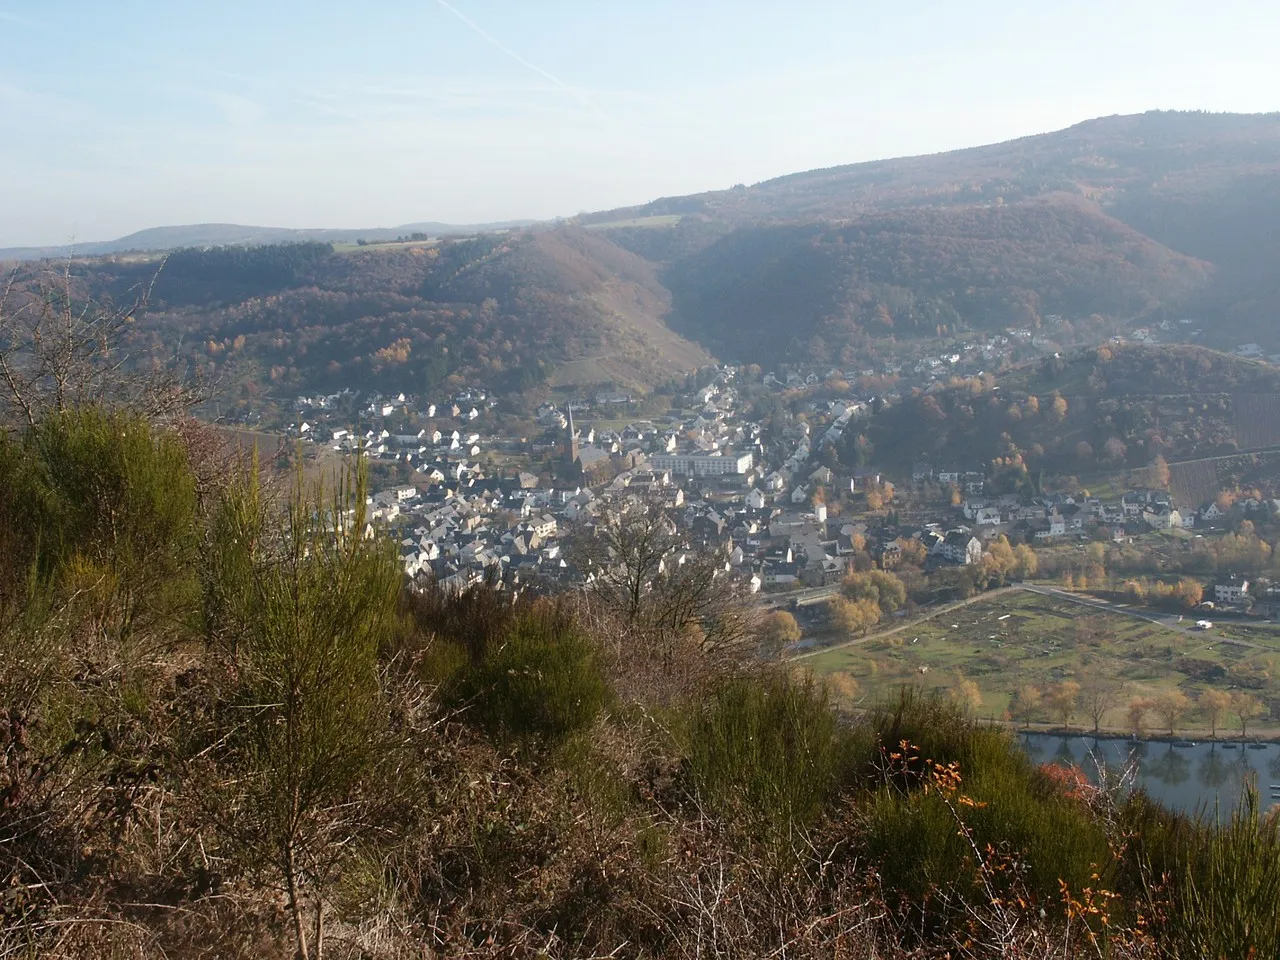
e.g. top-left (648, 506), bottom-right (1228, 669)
top-left (332, 239), bottom-right (440, 254)
top-left (805, 590), bottom-right (1280, 731)
top-left (585, 215), bottom-right (683, 230)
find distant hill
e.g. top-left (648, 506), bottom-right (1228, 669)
top-left (11, 110), bottom-right (1280, 394)
top-left (593, 111), bottom-right (1280, 363)
top-left (0, 220), bottom-right (540, 262)
top-left (586, 111), bottom-right (1280, 225)
top-left (859, 344), bottom-right (1280, 488)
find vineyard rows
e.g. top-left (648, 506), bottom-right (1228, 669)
top-left (1168, 459), bottom-right (1221, 508)
top-left (1231, 394), bottom-right (1280, 450)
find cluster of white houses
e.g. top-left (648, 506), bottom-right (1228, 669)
top-left (286, 365), bottom-right (1278, 610)
top-left (946, 486), bottom-right (1250, 543)
top-left (289, 377), bottom-right (996, 595)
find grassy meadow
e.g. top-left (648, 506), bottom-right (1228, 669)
top-left (583, 214), bottom-right (683, 230)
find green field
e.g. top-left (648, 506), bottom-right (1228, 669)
top-left (805, 590), bottom-right (1280, 732)
top-left (332, 239), bottom-right (440, 254)
top-left (584, 215), bottom-right (683, 230)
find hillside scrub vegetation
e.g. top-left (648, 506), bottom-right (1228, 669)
top-left (5, 404), bottom-right (1280, 956)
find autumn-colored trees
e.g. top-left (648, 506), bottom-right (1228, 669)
top-left (827, 570), bottom-right (914, 638)
top-left (1008, 685), bottom-right (1042, 728)
top-left (1149, 455), bottom-right (1171, 489)
top-left (894, 537), bottom-right (928, 568)
top-left (1198, 689), bottom-right (1232, 738)
top-left (842, 570), bottom-right (907, 615)
top-left (760, 611), bottom-right (802, 656)
top-left (1045, 681), bottom-right (1081, 728)
top-left (828, 595), bottom-right (882, 637)
top-left (1048, 394), bottom-right (1069, 423)
top-left (1116, 576), bottom-right (1207, 610)
top-left (1153, 690), bottom-right (1192, 736)
top-left (1001, 681), bottom-right (1262, 738)
top-left (863, 345), bottom-right (1280, 480)
top-left (981, 536), bottom-right (1039, 584)
top-left (1232, 692), bottom-right (1266, 737)
top-left (1175, 578), bottom-right (1204, 609)
top-left (1127, 697), bottom-right (1153, 737)
top-left (949, 672), bottom-right (983, 712)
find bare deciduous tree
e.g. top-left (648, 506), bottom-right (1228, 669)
top-left (570, 494), bottom-right (754, 658)
top-left (1232, 691), bottom-right (1266, 739)
top-left (572, 495), bottom-right (680, 624)
top-left (1081, 677), bottom-right (1124, 733)
top-left (1199, 688), bottom-right (1232, 739)
top-left (0, 261), bottom-right (203, 429)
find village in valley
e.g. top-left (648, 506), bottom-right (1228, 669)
top-left (281, 354), bottom-right (1280, 655)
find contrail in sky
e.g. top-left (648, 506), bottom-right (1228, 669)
top-left (433, 0), bottom-right (578, 95)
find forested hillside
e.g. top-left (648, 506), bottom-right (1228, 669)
top-left (599, 111), bottom-right (1280, 364)
top-left (596, 112), bottom-right (1280, 366)
top-left (63, 228), bottom-right (709, 396)
top-left (663, 198), bottom-right (1209, 364)
top-left (585, 111), bottom-right (1280, 225)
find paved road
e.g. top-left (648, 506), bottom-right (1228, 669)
top-left (786, 582), bottom-right (1267, 662)
top-left (787, 585), bottom-right (1022, 661)
top-left (1019, 583), bottom-right (1267, 652)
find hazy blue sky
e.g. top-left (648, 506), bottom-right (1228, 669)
top-left (2, 0), bottom-right (1277, 246)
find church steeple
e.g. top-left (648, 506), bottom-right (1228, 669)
top-left (564, 403), bottom-right (580, 466)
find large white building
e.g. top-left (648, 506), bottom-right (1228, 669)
top-left (1214, 578), bottom-right (1250, 605)
top-left (649, 452), bottom-right (754, 477)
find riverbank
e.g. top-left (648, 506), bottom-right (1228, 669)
top-left (1001, 721), bottom-right (1280, 745)
top-left (1017, 730), bottom-right (1280, 817)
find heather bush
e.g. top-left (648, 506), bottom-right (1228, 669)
top-left (0, 407), bottom-right (199, 638)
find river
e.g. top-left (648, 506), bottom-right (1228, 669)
top-left (1018, 732), bottom-right (1280, 818)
